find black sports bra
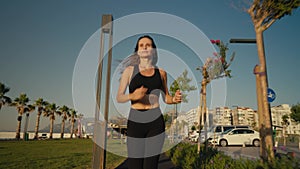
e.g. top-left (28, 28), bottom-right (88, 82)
top-left (129, 65), bottom-right (164, 104)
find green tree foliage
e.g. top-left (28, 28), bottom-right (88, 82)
top-left (191, 125), bottom-right (196, 131)
top-left (45, 103), bottom-right (60, 139)
top-left (290, 103), bottom-right (300, 123)
top-left (59, 105), bottom-right (71, 138)
top-left (282, 114), bottom-right (290, 125)
top-left (249, 0), bottom-right (300, 30)
top-left (33, 98), bottom-right (48, 139)
top-left (170, 69), bottom-right (197, 103)
top-left (0, 82), bottom-right (11, 110)
top-left (11, 93), bottom-right (31, 139)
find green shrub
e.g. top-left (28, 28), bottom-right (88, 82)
top-left (167, 143), bottom-right (300, 169)
top-left (171, 143), bottom-right (199, 169)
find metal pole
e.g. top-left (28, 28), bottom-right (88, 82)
top-left (92, 14), bottom-right (113, 169)
top-left (229, 39), bottom-right (256, 44)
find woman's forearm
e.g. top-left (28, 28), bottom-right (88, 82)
top-left (165, 95), bottom-right (175, 104)
top-left (116, 93), bottom-right (132, 103)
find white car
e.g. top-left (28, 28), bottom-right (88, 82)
top-left (200, 125), bottom-right (250, 143)
top-left (215, 128), bottom-right (260, 147)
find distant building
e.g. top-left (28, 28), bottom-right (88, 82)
top-left (185, 107), bottom-right (199, 131)
top-left (176, 113), bottom-right (189, 137)
top-left (185, 106), bottom-right (213, 131)
top-left (232, 107), bottom-right (258, 128)
top-left (271, 104), bottom-right (300, 135)
top-left (214, 107), bottom-right (232, 125)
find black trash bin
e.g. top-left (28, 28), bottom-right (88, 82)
top-left (25, 132), bottom-right (29, 141)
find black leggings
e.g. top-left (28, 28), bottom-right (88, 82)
top-left (127, 107), bottom-right (165, 169)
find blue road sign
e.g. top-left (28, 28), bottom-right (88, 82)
top-left (267, 88), bottom-right (276, 103)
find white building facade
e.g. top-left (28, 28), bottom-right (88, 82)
top-left (271, 104), bottom-right (300, 135)
top-left (184, 104), bottom-right (299, 135)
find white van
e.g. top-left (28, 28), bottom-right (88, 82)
top-left (199, 125), bottom-right (250, 143)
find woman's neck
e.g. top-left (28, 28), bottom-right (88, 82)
top-left (139, 58), bottom-right (153, 69)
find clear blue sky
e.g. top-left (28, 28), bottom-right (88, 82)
top-left (0, 0), bottom-right (299, 131)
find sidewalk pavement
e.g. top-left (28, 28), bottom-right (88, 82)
top-left (115, 153), bottom-right (177, 169)
top-left (277, 145), bottom-right (300, 159)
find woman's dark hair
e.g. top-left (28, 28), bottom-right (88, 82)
top-left (117, 35), bottom-right (158, 76)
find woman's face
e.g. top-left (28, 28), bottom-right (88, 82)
top-left (137, 37), bottom-right (153, 58)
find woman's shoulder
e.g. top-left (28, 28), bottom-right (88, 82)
top-left (122, 66), bottom-right (134, 76)
top-left (158, 68), bottom-right (167, 77)
top-left (124, 65), bottom-right (134, 72)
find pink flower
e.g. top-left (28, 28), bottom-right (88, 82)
top-left (221, 57), bottom-right (225, 63)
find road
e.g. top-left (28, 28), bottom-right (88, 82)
top-left (217, 146), bottom-right (260, 160)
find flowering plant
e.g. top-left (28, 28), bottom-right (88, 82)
top-left (203, 40), bottom-right (235, 81)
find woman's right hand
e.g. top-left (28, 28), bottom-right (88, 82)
top-left (131, 86), bottom-right (148, 101)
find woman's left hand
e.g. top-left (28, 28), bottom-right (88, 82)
top-left (173, 90), bottom-right (182, 104)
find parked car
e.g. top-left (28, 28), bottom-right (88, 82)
top-left (38, 133), bottom-right (47, 140)
top-left (214, 128), bottom-right (260, 147)
top-left (200, 125), bottom-right (250, 143)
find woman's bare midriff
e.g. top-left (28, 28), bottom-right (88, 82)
top-left (131, 94), bottom-right (160, 110)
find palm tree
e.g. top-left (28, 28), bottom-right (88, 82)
top-left (69, 109), bottom-right (77, 138)
top-left (23, 104), bottom-right (35, 140)
top-left (77, 113), bottom-right (84, 138)
top-left (11, 93), bottom-right (30, 139)
top-left (59, 105), bottom-right (70, 139)
top-left (247, 0), bottom-right (300, 161)
top-left (45, 103), bottom-right (60, 139)
top-left (0, 82), bottom-right (12, 110)
top-left (33, 98), bottom-right (48, 139)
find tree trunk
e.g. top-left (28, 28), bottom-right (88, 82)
top-left (198, 65), bottom-right (209, 154)
top-left (256, 30), bottom-right (274, 160)
top-left (175, 104), bottom-right (178, 140)
top-left (34, 111), bottom-right (41, 139)
top-left (197, 80), bottom-right (204, 153)
top-left (15, 115), bottom-right (22, 139)
top-left (171, 106), bottom-right (175, 143)
top-left (70, 120), bottom-right (75, 138)
top-left (50, 118), bottom-right (54, 139)
top-left (61, 119), bottom-right (65, 139)
top-left (254, 65), bottom-right (265, 158)
top-left (202, 81), bottom-right (208, 152)
top-left (23, 113), bottom-right (29, 140)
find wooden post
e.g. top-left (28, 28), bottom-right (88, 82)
top-left (92, 14), bottom-right (113, 169)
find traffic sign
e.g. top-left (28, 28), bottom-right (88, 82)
top-left (267, 88), bottom-right (276, 103)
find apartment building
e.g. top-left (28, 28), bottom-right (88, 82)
top-left (214, 107), bottom-right (232, 125)
top-left (184, 104), bottom-right (299, 135)
top-left (185, 106), bottom-right (213, 131)
top-left (271, 104), bottom-right (300, 135)
top-left (185, 107), bottom-right (199, 131)
top-left (232, 107), bottom-right (258, 128)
